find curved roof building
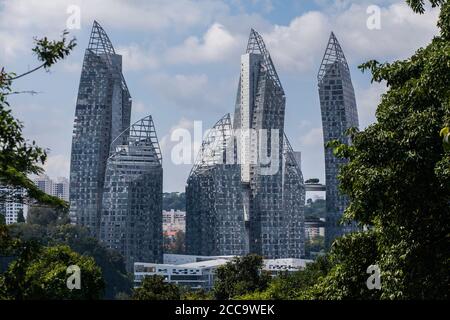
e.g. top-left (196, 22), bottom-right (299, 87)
top-left (187, 29), bottom-right (305, 258)
top-left (318, 32), bottom-right (360, 248)
top-left (69, 21), bottom-right (132, 237)
top-left (101, 115), bottom-right (163, 270)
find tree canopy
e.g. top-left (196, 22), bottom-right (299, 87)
top-left (318, 0), bottom-right (449, 299)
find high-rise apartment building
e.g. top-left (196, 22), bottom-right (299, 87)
top-left (69, 21), bottom-right (132, 238)
top-left (186, 29), bottom-right (305, 259)
top-left (318, 32), bottom-right (359, 247)
top-left (0, 187), bottom-right (28, 225)
top-left (34, 175), bottom-right (69, 202)
top-left (100, 115), bottom-right (163, 271)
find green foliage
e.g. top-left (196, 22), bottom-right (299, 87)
top-left (305, 198), bottom-right (326, 219)
top-left (320, 1), bottom-right (450, 299)
top-left (164, 230), bottom-right (186, 254)
top-left (0, 31), bottom-right (76, 209)
top-left (163, 192), bottom-right (186, 211)
top-left (406, 0), bottom-right (445, 14)
top-left (213, 254), bottom-right (271, 300)
top-left (132, 275), bottom-right (181, 300)
top-left (181, 289), bottom-right (213, 300)
top-left (31, 30), bottom-right (76, 69)
top-left (440, 127), bottom-right (450, 151)
top-left (1, 244), bottom-right (103, 300)
top-left (305, 235), bottom-right (325, 256)
top-left (305, 232), bottom-right (380, 300)
top-left (0, 213), bottom-right (5, 225)
top-left (26, 205), bottom-right (70, 226)
top-left (16, 209), bottom-right (25, 223)
top-left (238, 256), bottom-right (332, 300)
top-left (8, 223), bottom-right (132, 299)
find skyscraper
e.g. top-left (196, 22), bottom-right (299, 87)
top-left (69, 21), bottom-right (132, 238)
top-left (186, 29), bottom-right (305, 259)
top-left (100, 115), bottom-right (163, 271)
top-left (318, 32), bottom-right (359, 248)
top-left (186, 114), bottom-right (245, 256)
top-left (34, 175), bottom-right (69, 202)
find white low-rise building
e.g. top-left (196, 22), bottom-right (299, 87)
top-left (134, 254), bottom-right (313, 290)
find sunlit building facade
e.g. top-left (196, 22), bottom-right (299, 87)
top-left (187, 30), bottom-right (305, 259)
top-left (318, 32), bottom-right (359, 248)
top-left (100, 116), bottom-right (163, 271)
top-left (69, 21), bottom-right (132, 238)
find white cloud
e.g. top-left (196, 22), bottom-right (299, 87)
top-left (333, 3), bottom-right (439, 62)
top-left (263, 12), bottom-right (331, 72)
top-left (299, 127), bottom-right (324, 147)
top-left (116, 44), bottom-right (159, 71)
top-left (355, 81), bottom-right (388, 129)
top-left (146, 73), bottom-right (232, 112)
top-left (258, 2), bottom-right (439, 73)
top-left (0, 31), bottom-right (27, 61)
top-left (43, 154), bottom-right (70, 179)
top-left (0, 0), bottom-right (228, 32)
top-left (166, 23), bottom-right (241, 64)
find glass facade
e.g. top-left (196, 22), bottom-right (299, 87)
top-left (187, 29), bottom-right (305, 259)
top-left (100, 116), bottom-right (163, 271)
top-left (69, 21), bottom-right (132, 238)
top-left (318, 32), bottom-right (360, 248)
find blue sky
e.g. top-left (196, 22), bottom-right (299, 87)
top-left (0, 0), bottom-right (440, 192)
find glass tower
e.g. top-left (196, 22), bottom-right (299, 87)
top-left (186, 29), bottom-right (305, 259)
top-left (69, 21), bottom-right (132, 238)
top-left (100, 115), bottom-right (163, 271)
top-left (318, 32), bottom-right (359, 248)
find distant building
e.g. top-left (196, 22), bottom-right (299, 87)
top-left (134, 254), bottom-right (312, 290)
top-left (305, 218), bottom-right (326, 241)
top-left (163, 210), bottom-right (186, 233)
top-left (33, 174), bottom-right (69, 202)
top-left (0, 187), bottom-right (28, 225)
top-left (318, 32), bottom-right (359, 247)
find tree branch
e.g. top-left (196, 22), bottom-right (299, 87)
top-left (8, 63), bottom-right (46, 81)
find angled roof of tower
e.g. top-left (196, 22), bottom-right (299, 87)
top-left (283, 134), bottom-right (304, 183)
top-left (88, 20), bottom-right (116, 55)
top-left (86, 20), bottom-right (131, 95)
top-left (190, 113), bottom-right (233, 176)
top-left (109, 115), bottom-right (162, 165)
top-left (246, 28), bottom-right (283, 93)
top-left (317, 32), bottom-right (350, 83)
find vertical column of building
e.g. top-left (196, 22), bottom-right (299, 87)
top-left (318, 32), bottom-right (359, 248)
top-left (69, 21), bottom-right (132, 238)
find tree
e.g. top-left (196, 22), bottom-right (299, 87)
top-left (304, 198), bottom-right (326, 219)
top-left (317, 0), bottom-right (449, 299)
top-left (238, 256), bottom-right (332, 300)
top-left (132, 275), bottom-right (181, 300)
top-left (1, 244), bottom-right (104, 300)
top-left (26, 205), bottom-right (70, 226)
top-left (0, 31), bottom-right (75, 208)
top-left (163, 192), bottom-right (186, 211)
top-left (0, 212), bottom-right (5, 225)
top-left (182, 289), bottom-right (212, 300)
top-left (213, 254), bottom-right (271, 300)
top-left (165, 230), bottom-right (186, 254)
top-left (16, 209), bottom-right (25, 223)
top-left (8, 223), bottom-right (132, 299)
